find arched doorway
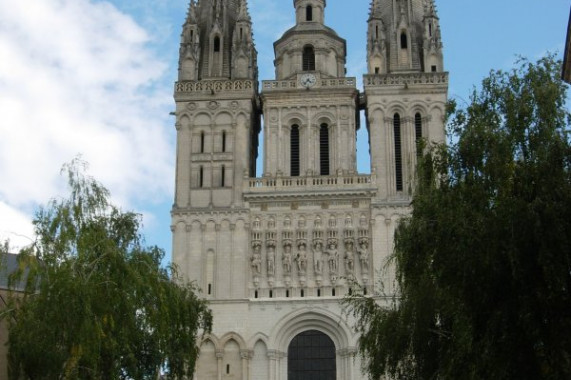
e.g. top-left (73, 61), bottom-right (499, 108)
top-left (288, 330), bottom-right (336, 380)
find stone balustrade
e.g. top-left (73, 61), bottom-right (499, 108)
top-left (175, 79), bottom-right (255, 94)
top-left (262, 77), bottom-right (357, 92)
top-left (364, 72), bottom-right (448, 87)
top-left (246, 174), bottom-right (373, 192)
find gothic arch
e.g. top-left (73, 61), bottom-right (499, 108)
top-left (219, 332), bottom-right (248, 350)
top-left (312, 111), bottom-right (336, 127)
top-left (283, 114), bottom-right (306, 127)
top-left (247, 332), bottom-right (270, 349)
top-left (193, 112), bottom-right (212, 126)
top-left (269, 308), bottom-right (353, 352)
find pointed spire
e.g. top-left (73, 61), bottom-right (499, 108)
top-left (369, 0), bottom-right (382, 19)
top-left (184, 0), bottom-right (197, 25)
top-left (237, 0), bottom-right (252, 23)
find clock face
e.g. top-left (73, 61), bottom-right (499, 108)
top-left (300, 73), bottom-right (317, 88)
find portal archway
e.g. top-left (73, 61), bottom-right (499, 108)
top-left (288, 330), bottom-right (336, 380)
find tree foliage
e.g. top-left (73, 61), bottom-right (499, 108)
top-left (346, 56), bottom-right (571, 379)
top-left (2, 159), bottom-right (212, 380)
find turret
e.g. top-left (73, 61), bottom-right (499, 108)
top-left (294, 0), bottom-right (326, 24)
top-left (178, 0), bottom-right (200, 81)
top-left (367, 0), bottom-right (388, 74)
top-left (422, 0), bottom-right (444, 72)
top-left (232, 0), bottom-right (257, 79)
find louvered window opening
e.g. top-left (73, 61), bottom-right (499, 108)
top-left (303, 46), bottom-right (315, 71)
top-left (291, 125), bottom-right (300, 177)
top-left (415, 113), bottom-right (422, 157)
top-left (320, 123), bottom-right (330, 176)
top-left (394, 114), bottom-right (403, 191)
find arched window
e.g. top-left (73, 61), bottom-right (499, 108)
top-left (302, 45), bottom-right (315, 71)
top-left (288, 330), bottom-right (336, 380)
top-left (306, 5), bottom-right (313, 21)
top-left (320, 123), bottom-right (330, 176)
top-left (221, 165), bottom-right (225, 187)
top-left (394, 114), bottom-right (403, 191)
top-left (213, 36), bottom-right (221, 52)
top-left (290, 125), bottom-right (300, 177)
top-left (222, 131), bottom-right (227, 152)
top-left (400, 32), bottom-right (408, 49)
top-left (415, 113), bottom-right (423, 157)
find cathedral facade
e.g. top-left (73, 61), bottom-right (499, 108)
top-left (170, 0), bottom-right (448, 379)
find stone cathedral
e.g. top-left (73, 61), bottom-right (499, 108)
top-left (170, 0), bottom-right (447, 379)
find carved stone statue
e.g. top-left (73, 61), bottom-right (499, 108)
top-left (251, 243), bottom-right (262, 275)
top-left (312, 240), bottom-right (324, 274)
top-left (326, 241), bottom-right (338, 273)
top-left (296, 242), bottom-right (307, 273)
top-left (358, 240), bottom-right (369, 271)
top-left (282, 243), bottom-right (293, 274)
top-left (345, 239), bottom-right (355, 273)
top-left (267, 244), bottom-right (276, 276)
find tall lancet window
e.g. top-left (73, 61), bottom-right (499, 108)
top-left (291, 125), bottom-right (300, 177)
top-left (320, 123), bottom-right (330, 176)
top-left (394, 114), bottom-right (403, 191)
top-left (303, 45), bottom-right (315, 71)
top-left (400, 32), bottom-right (408, 49)
top-left (213, 36), bottom-right (221, 52)
top-left (415, 113), bottom-right (423, 157)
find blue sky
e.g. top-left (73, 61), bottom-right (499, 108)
top-left (0, 0), bottom-right (569, 262)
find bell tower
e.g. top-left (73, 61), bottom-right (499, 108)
top-left (171, 0), bottom-right (260, 302)
top-left (365, 0), bottom-right (448, 200)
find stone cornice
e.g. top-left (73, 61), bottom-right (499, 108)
top-left (175, 79), bottom-right (257, 95)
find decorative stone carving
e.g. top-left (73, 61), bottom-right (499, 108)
top-left (267, 240), bottom-right (276, 276)
top-left (344, 238), bottom-right (355, 274)
top-left (282, 240), bottom-right (293, 274)
top-left (358, 238), bottom-right (370, 273)
top-left (312, 239), bottom-right (324, 275)
top-left (326, 239), bottom-right (338, 278)
top-left (251, 241), bottom-right (262, 276)
top-left (296, 240), bottom-right (307, 274)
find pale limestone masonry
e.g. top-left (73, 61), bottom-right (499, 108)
top-left (171, 1), bottom-right (447, 379)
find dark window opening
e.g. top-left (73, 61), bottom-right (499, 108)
top-left (214, 36), bottom-right (221, 52)
top-left (190, 30), bottom-right (194, 41)
top-left (240, 28), bottom-right (243, 39)
top-left (400, 32), bottom-right (408, 49)
top-left (375, 67), bottom-right (380, 74)
top-left (431, 65), bottom-right (437, 72)
top-left (375, 25), bottom-right (379, 39)
top-left (208, 283), bottom-right (212, 295)
top-left (415, 113), bottom-right (423, 157)
top-left (290, 125), bottom-right (300, 177)
top-left (221, 165), bottom-right (225, 187)
top-left (254, 290), bottom-right (258, 299)
top-left (288, 330), bottom-right (336, 380)
top-left (320, 123), bottom-right (330, 176)
top-left (222, 131), bottom-right (227, 152)
top-left (199, 166), bottom-right (204, 188)
top-left (302, 45), bottom-right (315, 71)
top-left (269, 290), bottom-right (273, 298)
top-left (394, 113), bottom-right (403, 191)
top-left (348, 288), bottom-right (352, 296)
top-left (226, 364), bottom-right (230, 374)
top-left (364, 287), bottom-right (368, 295)
top-left (429, 23), bottom-right (433, 37)
top-left (306, 5), bottom-right (313, 21)
top-left (301, 289), bottom-right (305, 298)
top-left (286, 289), bottom-right (290, 298)
top-left (317, 288), bottom-right (321, 297)
top-left (332, 288), bottom-right (336, 297)
top-left (200, 132), bottom-right (205, 153)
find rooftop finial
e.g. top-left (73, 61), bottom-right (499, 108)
top-left (237, 0), bottom-right (252, 23)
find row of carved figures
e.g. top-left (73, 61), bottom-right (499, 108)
top-left (250, 237), bottom-right (370, 286)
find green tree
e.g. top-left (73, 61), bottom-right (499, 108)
top-left (2, 159), bottom-right (212, 380)
top-left (346, 56), bottom-right (571, 380)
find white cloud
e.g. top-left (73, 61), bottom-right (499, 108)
top-left (0, 0), bottom-right (174, 239)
